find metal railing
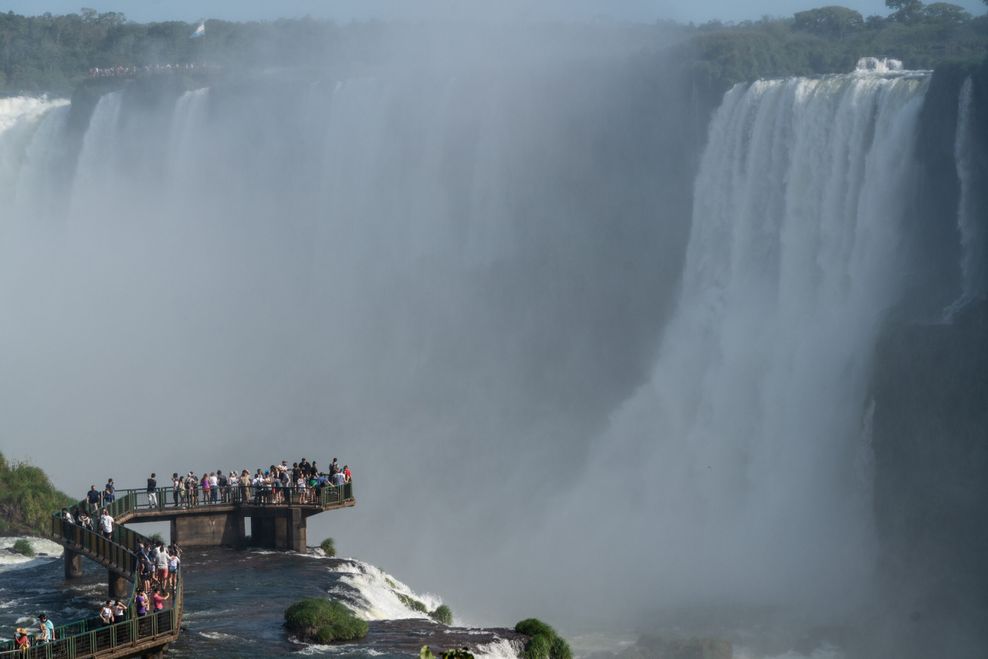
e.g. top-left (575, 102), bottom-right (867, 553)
top-left (0, 496), bottom-right (184, 658)
top-left (84, 481), bottom-right (354, 512)
top-left (2, 480), bottom-right (353, 657)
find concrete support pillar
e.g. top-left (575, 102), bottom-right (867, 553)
top-left (171, 512), bottom-right (245, 548)
top-left (64, 549), bottom-right (83, 579)
top-left (108, 571), bottom-right (130, 600)
top-left (291, 508), bottom-right (307, 552)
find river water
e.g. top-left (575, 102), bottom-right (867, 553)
top-left (0, 537), bottom-right (523, 658)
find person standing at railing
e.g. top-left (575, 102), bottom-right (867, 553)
top-left (152, 587), bottom-right (170, 612)
top-left (37, 613), bottom-right (54, 644)
top-left (136, 589), bottom-right (150, 617)
top-left (209, 471), bottom-right (219, 503)
top-left (14, 627), bottom-right (30, 650)
top-left (172, 473), bottom-right (181, 507)
top-left (104, 478), bottom-right (115, 504)
top-left (167, 548), bottom-right (180, 590)
top-left (343, 465), bottom-right (351, 483)
top-left (87, 484), bottom-right (102, 512)
top-left (99, 601), bottom-right (114, 626)
top-left (147, 473), bottom-right (158, 508)
top-left (155, 542), bottom-right (169, 587)
top-left (189, 472), bottom-right (199, 506)
top-left (100, 508), bottom-right (114, 539)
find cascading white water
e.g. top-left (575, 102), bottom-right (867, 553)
top-left (593, 70), bottom-right (929, 612)
top-left (0, 97), bottom-right (70, 222)
top-left (946, 76), bottom-right (984, 316)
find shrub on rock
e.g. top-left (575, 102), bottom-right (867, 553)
top-left (430, 604), bottom-right (453, 625)
top-left (514, 618), bottom-right (572, 659)
top-left (11, 539), bottom-right (34, 557)
top-left (284, 598), bottom-right (367, 644)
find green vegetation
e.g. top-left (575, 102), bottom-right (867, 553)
top-left (514, 619), bottom-right (572, 659)
top-left (284, 598), bottom-right (368, 644)
top-left (0, 452), bottom-right (75, 536)
top-left (320, 537), bottom-right (336, 557)
top-left (685, 2), bottom-right (988, 93)
top-left (429, 604), bottom-right (453, 625)
top-left (393, 592), bottom-right (452, 624)
top-left (0, 4), bottom-right (985, 96)
top-left (420, 647), bottom-right (474, 659)
top-left (11, 538), bottom-right (34, 556)
top-left (396, 592), bottom-right (429, 614)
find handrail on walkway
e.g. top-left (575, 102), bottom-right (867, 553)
top-left (99, 481), bottom-right (354, 512)
top-left (0, 489), bottom-right (183, 658)
top-left (2, 481), bottom-right (353, 657)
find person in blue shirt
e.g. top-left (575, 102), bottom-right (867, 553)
top-left (38, 613), bottom-right (54, 643)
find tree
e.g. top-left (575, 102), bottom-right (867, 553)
top-left (886, 0), bottom-right (925, 22)
top-left (793, 6), bottom-right (865, 39)
top-left (923, 2), bottom-right (971, 23)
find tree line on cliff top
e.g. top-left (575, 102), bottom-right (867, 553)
top-left (0, 452), bottom-right (74, 537)
top-left (0, 2), bottom-right (985, 95)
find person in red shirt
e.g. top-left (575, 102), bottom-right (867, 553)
top-left (343, 465), bottom-right (351, 483)
top-left (151, 587), bottom-right (170, 612)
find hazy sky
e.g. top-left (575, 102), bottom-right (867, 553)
top-left (3, 0), bottom-right (985, 24)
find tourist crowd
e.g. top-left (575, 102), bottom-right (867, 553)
top-left (87, 62), bottom-right (219, 78)
top-left (12, 457), bottom-right (351, 647)
top-left (77, 457), bottom-right (352, 512)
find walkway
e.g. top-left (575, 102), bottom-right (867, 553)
top-left (0, 481), bottom-right (355, 658)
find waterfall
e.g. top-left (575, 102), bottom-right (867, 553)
top-left (945, 76), bottom-right (985, 318)
top-left (0, 97), bottom-right (70, 223)
top-left (595, 71), bottom-right (929, 612)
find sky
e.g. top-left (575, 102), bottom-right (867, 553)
top-left (2, 0), bottom-right (985, 25)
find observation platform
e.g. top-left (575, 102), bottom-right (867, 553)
top-left (0, 482), bottom-right (354, 658)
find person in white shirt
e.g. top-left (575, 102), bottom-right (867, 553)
top-left (99, 509), bottom-right (114, 539)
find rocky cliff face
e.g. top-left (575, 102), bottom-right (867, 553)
top-left (870, 59), bottom-right (988, 658)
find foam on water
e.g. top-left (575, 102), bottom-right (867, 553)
top-left (0, 537), bottom-right (63, 574)
top-left (474, 638), bottom-right (525, 659)
top-left (326, 558), bottom-right (445, 621)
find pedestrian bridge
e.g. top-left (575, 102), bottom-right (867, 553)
top-left (0, 482), bottom-right (354, 658)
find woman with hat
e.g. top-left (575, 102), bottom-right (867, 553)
top-left (14, 627), bottom-right (30, 649)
